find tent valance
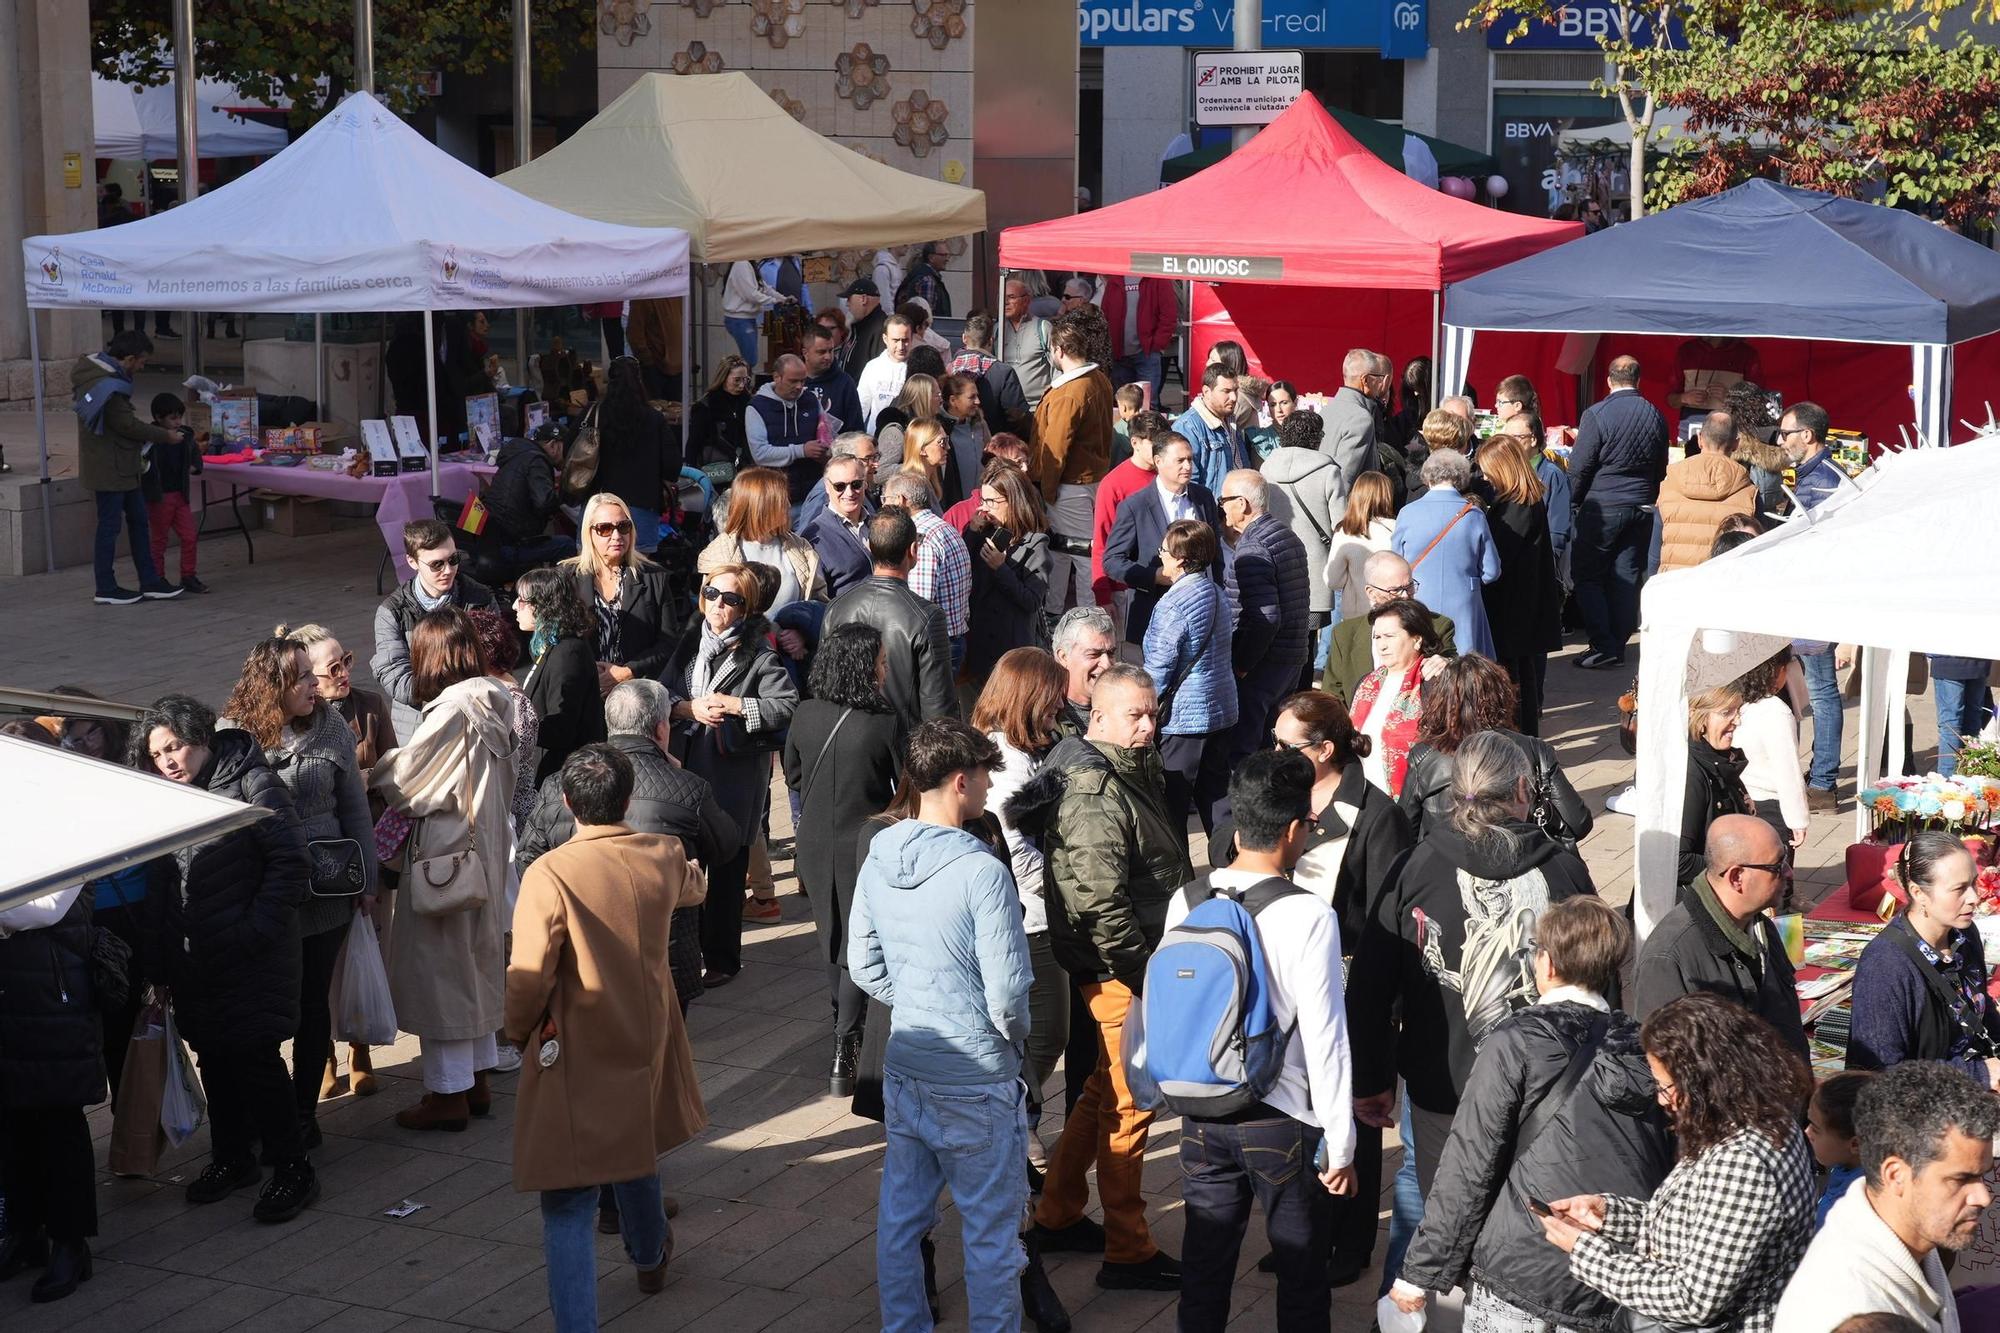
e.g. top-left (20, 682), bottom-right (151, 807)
top-left (497, 72), bottom-right (986, 261)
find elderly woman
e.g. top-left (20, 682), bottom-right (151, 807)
top-left (222, 638), bottom-right (379, 1152)
top-left (662, 562), bottom-right (800, 987)
top-left (1349, 598), bottom-right (1445, 798)
top-left (132, 694), bottom-right (318, 1223)
top-left (514, 567), bottom-right (608, 785)
top-left (699, 465), bottom-right (829, 666)
top-left (1539, 992), bottom-right (1815, 1333)
top-left (1144, 517), bottom-right (1238, 833)
top-left (783, 623), bottom-right (904, 1095)
top-left (962, 462), bottom-right (1051, 683)
top-left (561, 492), bottom-right (679, 696)
top-left (370, 610), bottom-right (520, 1134)
top-left (1392, 448), bottom-right (1501, 659)
top-left (1679, 683), bottom-right (1750, 886)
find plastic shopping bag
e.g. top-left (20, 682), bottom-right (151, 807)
top-left (108, 1003), bottom-right (168, 1176)
top-left (159, 1005), bottom-right (207, 1147)
top-left (331, 918), bottom-right (399, 1047)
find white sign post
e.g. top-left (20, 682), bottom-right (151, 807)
top-left (1192, 49), bottom-right (1304, 128)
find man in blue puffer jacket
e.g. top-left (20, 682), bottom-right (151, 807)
top-left (850, 718), bottom-right (1033, 1333)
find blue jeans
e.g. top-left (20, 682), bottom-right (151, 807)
top-left (1936, 675), bottom-right (1993, 778)
top-left (1378, 1097), bottom-right (1425, 1295)
top-left (1179, 1116), bottom-right (1333, 1332)
top-left (1111, 351), bottom-right (1164, 408)
top-left (1799, 649), bottom-right (1843, 792)
top-left (93, 487), bottom-right (160, 594)
top-left (950, 633), bottom-right (967, 675)
top-left (724, 315), bottom-right (760, 368)
top-left (1572, 501), bottom-right (1650, 659)
top-left (541, 1174), bottom-right (667, 1333)
top-left (880, 1069), bottom-right (1027, 1333)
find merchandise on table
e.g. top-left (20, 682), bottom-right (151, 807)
top-left (1859, 773), bottom-right (2000, 839)
top-left (389, 416), bottom-right (430, 473)
top-left (360, 420), bottom-right (400, 477)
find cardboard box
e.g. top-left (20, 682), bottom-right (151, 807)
top-left (253, 492), bottom-right (332, 538)
top-left (360, 420), bottom-right (399, 478)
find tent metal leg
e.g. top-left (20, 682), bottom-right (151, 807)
top-left (996, 268), bottom-right (1007, 361)
top-left (30, 313), bottom-right (54, 575)
top-left (423, 308), bottom-right (439, 494)
top-left (1429, 289), bottom-right (1442, 409)
top-left (314, 313), bottom-right (324, 417)
top-left (680, 295), bottom-right (692, 465)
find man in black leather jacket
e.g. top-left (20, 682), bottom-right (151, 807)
top-left (821, 505), bottom-right (957, 732)
top-left (484, 427), bottom-right (572, 567)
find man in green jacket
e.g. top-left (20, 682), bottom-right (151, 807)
top-left (75, 330), bottom-right (183, 604)
top-left (1002, 663), bottom-right (1193, 1293)
top-left (1321, 550), bottom-right (1453, 703)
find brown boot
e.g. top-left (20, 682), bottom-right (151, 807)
top-left (467, 1071), bottom-right (492, 1118)
top-left (394, 1092), bottom-right (469, 1133)
top-left (320, 1051), bottom-right (342, 1101)
top-left (350, 1045), bottom-right (377, 1098)
top-left (636, 1233), bottom-right (675, 1294)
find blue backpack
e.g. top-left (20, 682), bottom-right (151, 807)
top-left (1122, 874), bottom-right (1300, 1119)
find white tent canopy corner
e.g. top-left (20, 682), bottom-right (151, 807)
top-left (1631, 437), bottom-right (2000, 933)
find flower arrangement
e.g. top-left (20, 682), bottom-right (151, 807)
top-left (1860, 773), bottom-right (2000, 839)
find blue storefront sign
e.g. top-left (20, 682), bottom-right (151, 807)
top-left (1079, 0), bottom-right (1429, 58)
top-left (1484, 0), bottom-right (1684, 50)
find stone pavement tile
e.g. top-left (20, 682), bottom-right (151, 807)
top-left (447, 1267), bottom-right (551, 1332)
top-left (148, 1209), bottom-right (298, 1278)
top-left (734, 1139), bottom-right (878, 1213)
top-left (387, 1237), bottom-right (548, 1324)
top-left (653, 1127), bottom-right (776, 1191)
top-left (297, 1307), bottom-right (409, 1333)
top-left (221, 1292), bottom-right (351, 1332)
top-left (687, 1283), bottom-right (811, 1331)
top-left (754, 1293), bottom-right (878, 1332)
top-left (672, 1135), bottom-right (808, 1203)
top-left (223, 1212), bottom-right (379, 1288)
top-left (700, 1016), bottom-right (825, 1078)
top-left (791, 1155), bottom-right (884, 1221)
top-left (345, 1232), bottom-right (508, 1310)
top-left (1, 1255), bottom-right (154, 1333)
top-left (684, 1004), bottom-right (791, 1047)
top-left (130, 1276), bottom-right (290, 1333)
top-left (72, 1270), bottom-right (227, 1332)
top-left (279, 1214), bottom-right (458, 1301)
top-left (707, 1072), bottom-right (829, 1132)
top-left (684, 1058), bottom-right (787, 1111)
top-left (674, 1206), bottom-right (817, 1281)
top-left (370, 1319), bottom-right (484, 1333)
top-left (312, 1142), bottom-right (470, 1220)
top-left (698, 1068), bottom-right (815, 1132)
top-left (423, 1177), bottom-right (542, 1242)
top-left (777, 1232), bottom-right (877, 1300)
top-left (736, 1214), bottom-right (875, 1289)
top-left (394, 1161), bottom-right (519, 1231)
top-left (592, 1274), bottom-right (743, 1332)
top-left (1063, 1285), bottom-right (1180, 1331)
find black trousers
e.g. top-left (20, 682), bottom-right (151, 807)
top-left (698, 845), bottom-right (751, 978)
top-left (1332, 1118), bottom-right (1381, 1260)
top-left (1178, 1115), bottom-right (1334, 1333)
top-left (826, 961), bottom-right (867, 1042)
top-left (1063, 978), bottom-right (1097, 1114)
top-left (0, 1107), bottom-right (97, 1240)
top-left (195, 1039), bottom-right (303, 1166)
top-left (97, 903), bottom-right (148, 1108)
top-left (1501, 651), bottom-right (1549, 737)
top-left (294, 919), bottom-right (352, 1124)
top-left (1160, 729), bottom-right (1232, 837)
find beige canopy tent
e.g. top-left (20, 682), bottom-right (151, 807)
top-left (497, 71), bottom-right (987, 261)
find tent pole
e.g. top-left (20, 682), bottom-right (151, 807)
top-left (30, 312), bottom-right (54, 576)
top-left (679, 294), bottom-right (692, 461)
top-left (512, 0), bottom-right (533, 391)
top-left (1429, 289), bottom-right (1442, 410)
top-left (313, 313), bottom-right (324, 417)
top-left (173, 0), bottom-right (200, 378)
top-left (996, 268), bottom-right (1007, 361)
top-left (423, 308), bottom-right (439, 493)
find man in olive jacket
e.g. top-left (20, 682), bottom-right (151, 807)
top-left (75, 330), bottom-right (183, 604)
top-left (1002, 665), bottom-right (1193, 1292)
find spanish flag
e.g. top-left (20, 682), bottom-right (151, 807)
top-left (457, 492), bottom-right (489, 536)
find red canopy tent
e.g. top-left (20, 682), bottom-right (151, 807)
top-left (997, 95), bottom-right (1582, 396)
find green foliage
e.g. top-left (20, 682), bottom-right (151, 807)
top-left (92, 0), bottom-right (595, 125)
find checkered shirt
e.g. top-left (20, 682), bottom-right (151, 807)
top-left (907, 506), bottom-right (971, 637)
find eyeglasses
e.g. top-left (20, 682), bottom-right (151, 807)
top-left (703, 586), bottom-right (748, 609)
top-left (1274, 737), bottom-right (1321, 753)
top-left (1219, 494), bottom-right (1248, 508)
top-left (313, 652), bottom-right (354, 681)
top-left (418, 553), bottom-right (463, 572)
top-left (1367, 582), bottom-right (1415, 600)
top-left (1731, 859), bottom-right (1791, 878)
top-left (829, 479), bottom-right (867, 494)
top-left (1496, 397), bottom-right (1521, 407)
top-left (591, 521), bottom-right (635, 537)
top-left (1776, 426), bottom-right (1811, 439)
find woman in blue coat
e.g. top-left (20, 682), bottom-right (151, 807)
top-left (1392, 448), bottom-right (1502, 659)
top-left (1143, 517), bottom-right (1238, 834)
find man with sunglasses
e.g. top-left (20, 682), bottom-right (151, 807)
top-left (1319, 551), bottom-right (1457, 705)
top-left (799, 452), bottom-right (877, 599)
top-left (370, 518), bottom-right (498, 742)
top-left (1634, 813), bottom-right (1808, 1060)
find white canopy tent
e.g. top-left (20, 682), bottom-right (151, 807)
top-left (92, 74), bottom-right (289, 160)
top-left (1631, 438), bottom-right (2000, 934)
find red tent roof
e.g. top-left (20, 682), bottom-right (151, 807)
top-left (998, 95), bottom-right (1582, 291)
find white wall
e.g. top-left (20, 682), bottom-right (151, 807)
top-left (1101, 46), bottom-right (1185, 205)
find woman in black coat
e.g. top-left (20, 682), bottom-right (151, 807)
top-left (782, 623), bottom-right (903, 1096)
top-left (961, 462), bottom-right (1052, 684)
top-left (1679, 684), bottom-right (1751, 887)
top-left (515, 567), bottom-right (607, 784)
top-left (564, 492), bottom-right (681, 690)
top-left (588, 356), bottom-right (681, 552)
top-left (0, 878), bottom-right (105, 1302)
top-left (1477, 436), bottom-right (1563, 736)
top-left (686, 355), bottom-right (753, 477)
top-left (131, 695), bottom-right (319, 1226)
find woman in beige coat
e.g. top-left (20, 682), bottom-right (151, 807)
top-left (369, 608), bottom-right (519, 1133)
top-left (505, 744), bottom-right (708, 1328)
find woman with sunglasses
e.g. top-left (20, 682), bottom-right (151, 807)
top-left (514, 568), bottom-right (608, 785)
top-left (1678, 683), bottom-right (1751, 888)
top-left (699, 466), bottom-right (828, 667)
top-left (662, 563), bottom-right (800, 987)
top-left (589, 357), bottom-right (680, 553)
top-left (962, 463), bottom-right (1050, 690)
top-left (686, 355), bottom-right (753, 483)
top-left (562, 492), bottom-right (679, 698)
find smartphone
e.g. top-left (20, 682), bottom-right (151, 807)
top-left (1524, 1195), bottom-right (1554, 1218)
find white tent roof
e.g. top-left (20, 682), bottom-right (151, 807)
top-left (1631, 439), bottom-right (2000, 930)
top-left (497, 72), bottom-right (986, 261)
top-left (25, 91), bottom-right (689, 313)
top-left (0, 734), bottom-right (270, 913)
top-left (1556, 108), bottom-right (1783, 151)
top-left (93, 74), bottom-right (289, 160)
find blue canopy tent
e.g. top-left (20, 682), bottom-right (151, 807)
top-left (1439, 179), bottom-right (2000, 447)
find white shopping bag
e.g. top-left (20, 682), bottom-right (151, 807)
top-left (330, 918), bottom-right (400, 1047)
top-left (159, 1005), bottom-right (208, 1147)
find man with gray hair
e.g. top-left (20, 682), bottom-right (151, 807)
top-left (1775, 1060), bottom-right (1999, 1333)
top-left (746, 351), bottom-right (829, 507)
top-left (1440, 394), bottom-right (1475, 422)
top-left (882, 469), bottom-right (972, 665)
top-left (799, 449), bottom-right (876, 598)
top-left (1052, 605), bottom-right (1118, 737)
top-left (1218, 468), bottom-right (1312, 749)
top-left (1324, 348), bottom-right (1383, 495)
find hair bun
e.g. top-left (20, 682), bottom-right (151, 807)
top-left (272, 622), bottom-right (293, 637)
top-left (1349, 733), bottom-right (1374, 760)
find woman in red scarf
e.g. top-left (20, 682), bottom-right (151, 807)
top-left (1349, 598), bottom-right (1444, 797)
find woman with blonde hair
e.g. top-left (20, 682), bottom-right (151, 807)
top-left (962, 462), bottom-right (1052, 684)
top-left (561, 491), bottom-right (678, 696)
top-left (687, 353), bottom-right (753, 477)
top-left (876, 373), bottom-right (942, 464)
top-left (1323, 471), bottom-right (1399, 623)
top-left (1419, 408), bottom-right (1472, 456)
top-left (900, 418), bottom-right (954, 511)
top-left (699, 466), bottom-right (828, 666)
top-left (1679, 683), bottom-right (1750, 885)
top-left (1479, 436), bottom-right (1563, 735)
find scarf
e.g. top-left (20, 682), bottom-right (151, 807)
top-left (689, 621), bottom-right (744, 701)
top-left (412, 580), bottom-right (450, 613)
top-left (1350, 657), bottom-right (1427, 796)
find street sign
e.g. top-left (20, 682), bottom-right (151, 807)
top-left (1192, 49), bottom-right (1305, 128)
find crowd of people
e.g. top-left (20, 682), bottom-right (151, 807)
top-left (15, 287), bottom-right (1996, 1333)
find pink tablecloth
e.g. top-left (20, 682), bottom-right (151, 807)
top-left (199, 459), bottom-right (496, 582)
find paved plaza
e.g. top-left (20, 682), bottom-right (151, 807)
top-left (0, 520), bottom-right (1890, 1332)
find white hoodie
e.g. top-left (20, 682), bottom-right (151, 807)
top-left (1773, 1176), bottom-right (1958, 1333)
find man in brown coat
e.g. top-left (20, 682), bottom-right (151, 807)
top-left (506, 745), bottom-right (708, 1326)
top-left (1656, 410), bottom-right (1756, 572)
top-left (1033, 307), bottom-right (1116, 620)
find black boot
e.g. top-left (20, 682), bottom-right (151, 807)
top-left (829, 1030), bottom-right (861, 1098)
top-left (0, 1229), bottom-right (48, 1281)
top-left (29, 1240), bottom-right (89, 1303)
top-left (1021, 1231), bottom-right (1072, 1333)
top-left (921, 1232), bottom-right (941, 1322)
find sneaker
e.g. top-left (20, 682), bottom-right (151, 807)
top-left (1574, 650), bottom-right (1624, 670)
top-left (185, 1156), bottom-right (261, 1205)
top-left (180, 575), bottom-right (209, 594)
top-left (491, 1043), bottom-right (523, 1074)
top-left (743, 897), bottom-right (783, 924)
top-left (139, 579), bottom-right (185, 600)
top-left (93, 587), bottom-right (143, 606)
top-left (1604, 784), bottom-right (1640, 817)
top-left (253, 1160), bottom-right (321, 1224)
top-left (1096, 1251), bottom-right (1182, 1291)
top-left (1032, 1216), bottom-right (1107, 1254)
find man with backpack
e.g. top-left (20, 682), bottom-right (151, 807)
top-left (1144, 749), bottom-right (1357, 1332)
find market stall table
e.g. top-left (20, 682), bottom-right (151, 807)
top-left (197, 457), bottom-right (494, 586)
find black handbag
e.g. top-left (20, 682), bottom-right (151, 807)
top-left (89, 927), bottom-right (134, 1015)
top-left (717, 714), bottom-right (788, 756)
top-left (307, 838), bottom-right (367, 898)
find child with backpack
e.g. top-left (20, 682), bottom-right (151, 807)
top-left (1127, 749), bottom-right (1357, 1332)
top-left (143, 392), bottom-right (207, 593)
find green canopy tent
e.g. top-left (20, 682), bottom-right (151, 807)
top-left (1160, 105), bottom-right (1498, 184)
